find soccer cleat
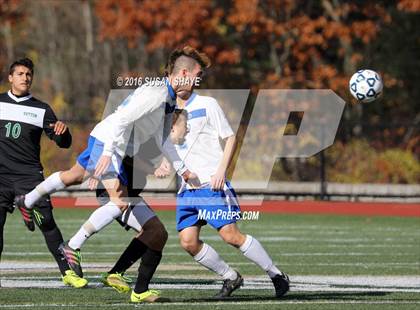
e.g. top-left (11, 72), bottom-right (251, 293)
top-left (59, 242), bottom-right (83, 278)
top-left (271, 272), bottom-right (290, 298)
top-left (62, 270), bottom-right (88, 288)
top-left (101, 272), bottom-right (131, 293)
top-left (130, 289), bottom-right (162, 303)
top-left (214, 271), bottom-right (244, 298)
top-left (15, 195), bottom-right (35, 232)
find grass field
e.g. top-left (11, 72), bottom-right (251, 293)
top-left (1, 208), bottom-right (420, 309)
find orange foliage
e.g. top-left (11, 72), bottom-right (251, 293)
top-left (0, 0), bottom-right (21, 24)
top-left (0, 0), bottom-right (23, 69)
top-left (95, 0), bottom-right (402, 95)
top-left (398, 0), bottom-right (420, 12)
top-left (0, 0), bottom-right (409, 105)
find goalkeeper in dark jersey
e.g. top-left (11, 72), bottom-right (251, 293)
top-left (0, 58), bottom-right (86, 288)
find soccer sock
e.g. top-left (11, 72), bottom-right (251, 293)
top-left (25, 172), bottom-right (65, 208)
top-left (134, 248), bottom-right (162, 294)
top-left (0, 207), bottom-right (7, 260)
top-left (68, 202), bottom-right (122, 249)
top-left (42, 226), bottom-right (69, 276)
top-left (193, 243), bottom-right (237, 280)
top-left (109, 238), bottom-right (148, 274)
top-left (239, 235), bottom-right (282, 278)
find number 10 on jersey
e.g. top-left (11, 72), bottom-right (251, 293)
top-left (4, 122), bottom-right (21, 139)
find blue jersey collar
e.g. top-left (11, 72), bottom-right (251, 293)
top-left (165, 78), bottom-right (176, 100)
top-left (185, 92), bottom-right (197, 106)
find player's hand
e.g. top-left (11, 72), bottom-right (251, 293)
top-left (154, 158), bottom-right (172, 178)
top-left (49, 121), bottom-right (68, 135)
top-left (183, 171), bottom-right (201, 188)
top-left (154, 166), bottom-right (171, 178)
top-left (210, 170), bottom-right (225, 191)
top-left (161, 157), bottom-right (172, 171)
top-left (88, 176), bottom-right (100, 190)
top-left (94, 155), bottom-right (111, 179)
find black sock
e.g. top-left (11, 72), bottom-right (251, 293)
top-left (110, 238), bottom-right (148, 274)
top-left (134, 248), bottom-right (162, 294)
top-left (0, 207), bottom-right (7, 261)
top-left (42, 227), bottom-right (69, 276)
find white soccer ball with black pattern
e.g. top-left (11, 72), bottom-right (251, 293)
top-left (349, 69), bottom-right (383, 103)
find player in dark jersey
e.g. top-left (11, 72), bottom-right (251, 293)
top-left (0, 58), bottom-right (87, 288)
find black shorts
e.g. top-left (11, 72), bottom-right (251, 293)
top-left (0, 172), bottom-right (52, 213)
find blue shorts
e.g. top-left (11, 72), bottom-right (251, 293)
top-left (176, 181), bottom-right (241, 231)
top-left (77, 136), bottom-right (128, 186)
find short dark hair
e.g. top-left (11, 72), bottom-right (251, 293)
top-left (9, 58), bottom-right (34, 75)
top-left (165, 46), bottom-right (210, 76)
top-left (172, 108), bottom-right (188, 125)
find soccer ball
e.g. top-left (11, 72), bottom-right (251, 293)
top-left (349, 69), bottom-right (383, 103)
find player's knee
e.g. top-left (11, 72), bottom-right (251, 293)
top-left (145, 218), bottom-right (167, 238)
top-left (63, 168), bottom-right (84, 184)
top-left (144, 221), bottom-right (168, 245)
top-left (157, 225), bottom-right (168, 245)
top-left (74, 174), bottom-right (84, 184)
top-left (179, 237), bottom-right (200, 255)
top-left (220, 231), bottom-right (244, 247)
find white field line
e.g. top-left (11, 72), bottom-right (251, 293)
top-left (1, 251), bottom-right (418, 257)
top-left (1, 301), bottom-right (420, 308)
top-left (5, 235), bottom-right (420, 242)
top-left (1, 261), bottom-right (419, 272)
top-left (8, 225), bottom-right (419, 236)
top-left (3, 243), bottom-right (417, 250)
top-left (1, 273), bottom-right (420, 291)
top-left (5, 222), bottom-right (410, 230)
top-left (1, 279), bottom-right (420, 293)
top-left (3, 243), bottom-right (415, 248)
top-left (5, 274), bottom-right (420, 287)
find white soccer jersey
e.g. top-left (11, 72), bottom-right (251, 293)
top-left (90, 80), bottom-right (186, 174)
top-left (176, 93), bottom-right (234, 184)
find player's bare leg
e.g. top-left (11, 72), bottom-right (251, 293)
top-left (59, 162), bottom-right (88, 185)
top-left (178, 225), bottom-right (202, 256)
top-left (218, 223), bottom-right (290, 297)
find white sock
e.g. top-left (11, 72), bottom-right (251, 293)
top-left (194, 243), bottom-right (237, 280)
top-left (68, 202), bottom-right (122, 249)
top-left (25, 172), bottom-right (65, 208)
top-left (240, 235), bottom-right (282, 278)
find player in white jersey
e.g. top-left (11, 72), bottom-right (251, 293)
top-left (15, 47), bottom-right (210, 298)
top-left (173, 93), bottom-right (290, 298)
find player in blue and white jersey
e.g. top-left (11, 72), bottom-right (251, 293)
top-left (173, 93), bottom-right (290, 298)
top-left (15, 47), bottom-right (210, 300)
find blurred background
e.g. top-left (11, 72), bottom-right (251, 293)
top-left (0, 0), bottom-right (419, 200)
